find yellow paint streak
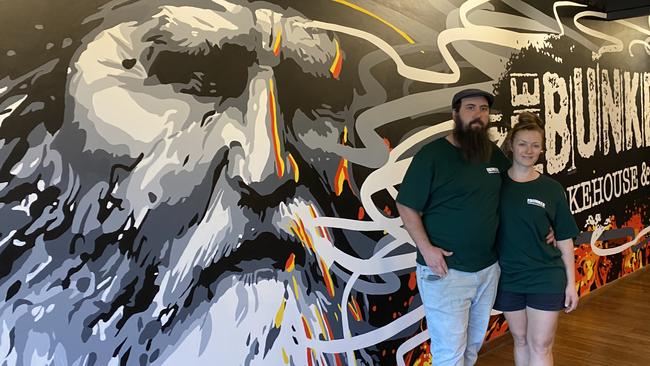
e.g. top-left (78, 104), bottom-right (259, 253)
top-left (334, 158), bottom-right (349, 196)
top-left (282, 348), bottom-right (289, 364)
top-left (347, 297), bottom-right (362, 321)
top-left (329, 39), bottom-right (342, 79)
top-left (308, 205), bottom-right (326, 238)
top-left (309, 204), bottom-right (318, 218)
top-left (313, 306), bottom-right (328, 340)
top-left (342, 126), bottom-right (348, 144)
top-left (291, 220), bottom-right (313, 250)
top-left (296, 217), bottom-right (315, 251)
top-left (319, 257), bottom-right (335, 297)
top-left (322, 312), bottom-right (335, 340)
top-left (287, 153), bottom-right (299, 182)
top-left (332, 0), bottom-right (415, 44)
top-left (273, 28), bottom-right (282, 56)
top-left (292, 276), bottom-right (300, 300)
top-left (269, 79), bottom-right (285, 177)
top-left (285, 253), bottom-right (296, 272)
top-left (274, 298), bottom-right (287, 328)
top-left (290, 225), bottom-right (306, 248)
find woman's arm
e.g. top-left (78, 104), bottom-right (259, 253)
top-left (556, 238), bottom-right (578, 313)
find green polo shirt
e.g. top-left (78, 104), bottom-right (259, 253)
top-left (396, 138), bottom-right (511, 272)
top-left (496, 174), bottom-right (579, 293)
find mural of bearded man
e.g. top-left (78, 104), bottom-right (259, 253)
top-left (0, 0), bottom-right (434, 365)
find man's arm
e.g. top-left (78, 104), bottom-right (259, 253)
top-left (396, 203), bottom-right (453, 276)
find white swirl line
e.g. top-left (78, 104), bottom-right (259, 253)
top-left (590, 225), bottom-right (650, 256)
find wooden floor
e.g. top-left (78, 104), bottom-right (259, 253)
top-left (478, 266), bottom-right (650, 365)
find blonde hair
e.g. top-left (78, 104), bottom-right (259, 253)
top-left (503, 111), bottom-right (545, 158)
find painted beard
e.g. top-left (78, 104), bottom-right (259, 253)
top-left (452, 115), bottom-right (493, 164)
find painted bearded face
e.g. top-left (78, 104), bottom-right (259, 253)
top-left (0, 0), bottom-right (388, 365)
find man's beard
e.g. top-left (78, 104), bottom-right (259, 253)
top-left (453, 116), bottom-right (493, 164)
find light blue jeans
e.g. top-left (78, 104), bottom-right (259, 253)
top-left (416, 262), bottom-right (500, 366)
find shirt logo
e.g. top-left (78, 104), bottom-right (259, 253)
top-left (527, 198), bottom-right (546, 208)
top-left (486, 167), bottom-right (500, 174)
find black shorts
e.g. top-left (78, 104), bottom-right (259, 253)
top-left (493, 289), bottom-right (565, 312)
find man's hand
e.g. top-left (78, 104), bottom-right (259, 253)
top-left (564, 285), bottom-right (579, 313)
top-left (421, 245), bottom-right (453, 277)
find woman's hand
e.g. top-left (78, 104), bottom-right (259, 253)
top-left (564, 284), bottom-right (579, 313)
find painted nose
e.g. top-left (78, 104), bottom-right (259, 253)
top-left (223, 74), bottom-right (292, 195)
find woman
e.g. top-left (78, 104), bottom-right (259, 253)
top-left (494, 112), bottom-right (580, 366)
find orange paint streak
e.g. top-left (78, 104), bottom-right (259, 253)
top-left (595, 255), bottom-right (613, 288)
top-left (383, 137), bottom-right (393, 152)
top-left (269, 79), bottom-right (285, 177)
top-left (323, 227), bottom-right (332, 242)
top-left (334, 126), bottom-right (351, 196)
top-left (357, 206), bottom-right (365, 220)
top-left (290, 224), bottom-right (307, 248)
top-left (383, 205), bottom-right (392, 216)
top-left (301, 316), bottom-right (313, 339)
top-left (287, 153), bottom-right (299, 182)
top-left (334, 158), bottom-right (350, 196)
top-left (273, 29), bottom-right (282, 56)
top-left (408, 271), bottom-right (417, 290)
top-left (322, 313), bottom-right (335, 340)
top-left (285, 253), bottom-right (296, 272)
top-left (404, 338), bottom-right (431, 366)
top-left (347, 297), bottom-right (362, 321)
top-left (485, 314), bottom-right (510, 342)
top-left (298, 218), bottom-right (315, 251)
top-left (306, 348), bottom-right (314, 366)
top-left (322, 313), bottom-right (344, 366)
top-left (309, 205), bottom-right (318, 218)
top-left (575, 242), bottom-right (599, 296)
top-left (318, 226), bottom-right (327, 239)
top-left (621, 212), bottom-right (647, 274)
top-left (319, 257), bottom-right (335, 297)
top-left (622, 248), bottom-right (641, 274)
top-left (329, 39), bottom-right (343, 79)
top-left (308, 204), bottom-right (327, 238)
top-left (332, 0), bottom-right (415, 44)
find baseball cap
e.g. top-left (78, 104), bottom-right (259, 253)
top-left (452, 89), bottom-right (494, 107)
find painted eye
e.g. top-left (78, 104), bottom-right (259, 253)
top-left (147, 43), bottom-right (255, 100)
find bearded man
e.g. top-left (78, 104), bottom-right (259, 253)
top-left (395, 89), bottom-right (510, 366)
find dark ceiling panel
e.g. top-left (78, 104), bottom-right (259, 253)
top-left (578, 0), bottom-right (650, 20)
